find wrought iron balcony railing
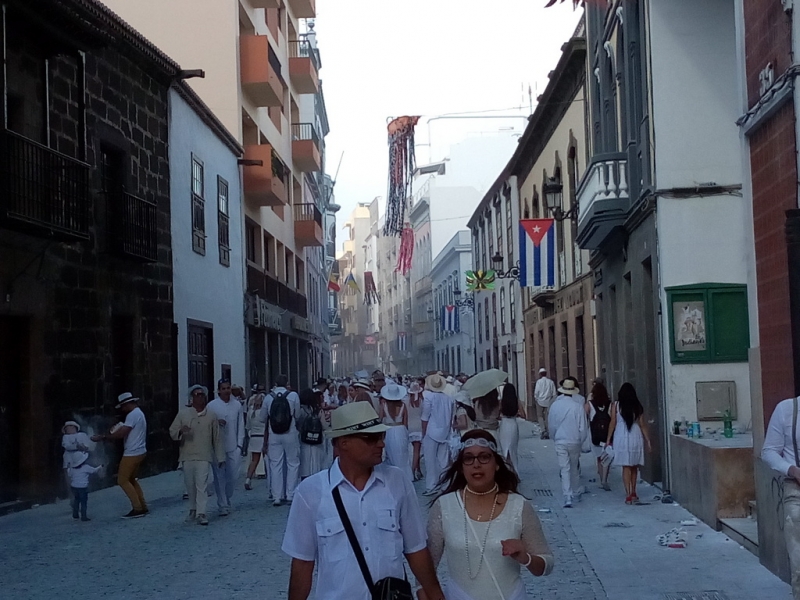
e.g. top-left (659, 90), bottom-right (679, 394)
top-left (293, 202), bottom-right (323, 226)
top-left (291, 123), bottom-right (320, 146)
top-left (0, 128), bottom-right (90, 239)
top-left (288, 39), bottom-right (321, 71)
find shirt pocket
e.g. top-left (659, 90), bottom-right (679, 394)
top-left (375, 508), bottom-right (403, 557)
top-left (316, 517), bottom-right (347, 562)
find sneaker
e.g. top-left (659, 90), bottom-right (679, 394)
top-left (122, 509), bottom-right (148, 519)
top-left (272, 499), bottom-right (282, 507)
top-left (540, 432), bottom-right (550, 440)
top-left (72, 513), bottom-right (79, 520)
top-left (219, 507), bottom-right (230, 516)
top-left (182, 493), bottom-right (189, 500)
top-left (81, 517), bottom-right (91, 522)
top-left (244, 479), bottom-right (252, 491)
top-left (197, 514), bottom-right (209, 526)
top-left (563, 495), bottom-right (573, 508)
top-left (601, 482), bottom-right (611, 491)
top-left (185, 510), bottom-right (196, 522)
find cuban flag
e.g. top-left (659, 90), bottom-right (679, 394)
top-left (398, 332), bottom-right (407, 352)
top-left (520, 219), bottom-right (556, 288)
top-left (441, 305), bottom-right (459, 332)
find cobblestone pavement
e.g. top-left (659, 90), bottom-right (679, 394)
top-left (0, 422), bottom-right (791, 600)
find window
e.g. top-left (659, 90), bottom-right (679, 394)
top-left (191, 157), bottom-right (205, 255)
top-left (666, 284), bottom-right (749, 363)
top-left (484, 298), bottom-right (490, 341)
top-left (505, 198), bottom-right (513, 259)
top-left (217, 177), bottom-right (230, 267)
top-left (492, 293), bottom-right (497, 338)
top-left (510, 289), bottom-right (516, 333)
top-left (496, 209), bottom-right (503, 259)
top-left (487, 214), bottom-right (494, 259)
top-left (500, 288), bottom-right (506, 335)
top-left (477, 303), bottom-right (483, 343)
top-left (264, 233), bottom-right (273, 273)
top-left (245, 218), bottom-right (257, 264)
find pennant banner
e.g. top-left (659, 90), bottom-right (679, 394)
top-left (465, 270), bottom-right (496, 292)
top-left (520, 219), bottom-right (556, 288)
top-left (364, 271), bottom-right (380, 305)
top-left (441, 305), bottom-right (459, 333)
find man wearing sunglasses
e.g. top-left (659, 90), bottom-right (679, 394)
top-left (282, 402), bottom-right (445, 600)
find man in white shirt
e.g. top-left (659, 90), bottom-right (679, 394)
top-left (91, 392), bottom-right (149, 518)
top-left (259, 374), bottom-right (301, 506)
top-left (208, 379), bottom-right (245, 516)
top-left (548, 379), bottom-right (587, 508)
top-left (282, 402), bottom-right (445, 600)
top-left (534, 368), bottom-right (557, 439)
top-left (421, 374), bottom-right (455, 496)
top-left (762, 396), bottom-right (800, 599)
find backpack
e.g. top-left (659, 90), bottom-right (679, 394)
top-left (590, 404), bottom-right (612, 446)
top-left (269, 390), bottom-right (293, 434)
top-left (299, 406), bottom-right (324, 445)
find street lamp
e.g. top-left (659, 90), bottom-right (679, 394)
top-left (491, 253), bottom-right (521, 281)
top-left (543, 176), bottom-right (578, 222)
top-left (453, 287), bottom-right (474, 312)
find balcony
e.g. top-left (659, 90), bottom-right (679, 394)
top-left (112, 192), bottom-right (158, 262)
top-left (291, 123), bottom-right (321, 172)
top-left (242, 144), bottom-right (288, 207)
top-left (530, 286), bottom-right (555, 308)
top-left (576, 153), bottom-right (629, 250)
top-left (288, 40), bottom-right (320, 94)
top-left (240, 35), bottom-right (284, 107)
top-left (249, 0), bottom-right (279, 8)
top-left (265, 273), bottom-right (308, 318)
top-left (293, 203), bottom-right (323, 247)
top-left (288, 0), bottom-right (315, 18)
top-left (0, 128), bottom-right (90, 240)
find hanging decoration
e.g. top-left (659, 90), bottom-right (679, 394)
top-left (344, 271), bottom-right (360, 294)
top-left (544, 0), bottom-right (584, 8)
top-left (363, 271), bottom-right (380, 306)
top-left (465, 270), bottom-right (496, 292)
top-left (384, 116), bottom-right (420, 236)
top-left (395, 225), bottom-right (415, 275)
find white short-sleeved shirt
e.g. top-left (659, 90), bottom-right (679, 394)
top-left (282, 459), bottom-right (427, 600)
top-left (123, 407), bottom-right (147, 457)
top-left (257, 387), bottom-right (301, 434)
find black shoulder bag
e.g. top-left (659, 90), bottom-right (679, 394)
top-left (331, 487), bottom-right (414, 600)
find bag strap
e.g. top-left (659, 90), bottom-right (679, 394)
top-left (332, 487), bottom-right (375, 593)
top-left (793, 397), bottom-right (799, 469)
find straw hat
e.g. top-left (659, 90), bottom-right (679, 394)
top-left (381, 382), bottom-right (408, 401)
top-left (558, 380), bottom-right (580, 396)
top-left (425, 374), bottom-right (447, 393)
top-left (461, 369), bottom-right (509, 399)
top-left (327, 402), bottom-right (389, 439)
top-left (353, 378), bottom-right (372, 391)
top-left (115, 392), bottom-right (139, 409)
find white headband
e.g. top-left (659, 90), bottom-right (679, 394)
top-left (462, 438), bottom-right (497, 452)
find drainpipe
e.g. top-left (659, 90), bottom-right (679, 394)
top-left (787, 209), bottom-right (800, 396)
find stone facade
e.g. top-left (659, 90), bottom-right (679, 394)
top-left (0, 1), bottom-right (177, 504)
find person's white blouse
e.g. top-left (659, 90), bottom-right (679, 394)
top-left (428, 492), bottom-right (553, 600)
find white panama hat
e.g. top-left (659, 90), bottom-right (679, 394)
top-left (327, 402), bottom-right (390, 439)
top-left (558, 380), bottom-right (580, 396)
top-left (380, 382), bottom-right (408, 401)
top-left (115, 392), bottom-right (139, 409)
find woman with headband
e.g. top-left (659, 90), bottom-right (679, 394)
top-left (419, 429), bottom-right (554, 600)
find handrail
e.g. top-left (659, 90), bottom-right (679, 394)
top-left (293, 202), bottom-right (322, 225)
top-left (288, 39), bottom-right (320, 71)
top-left (291, 122), bottom-right (320, 146)
top-left (115, 192), bottom-right (158, 262)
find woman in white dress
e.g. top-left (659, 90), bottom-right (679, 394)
top-left (380, 382), bottom-right (414, 480)
top-left (606, 382), bottom-right (652, 504)
top-left (498, 384), bottom-right (526, 471)
top-left (244, 387), bottom-right (267, 490)
top-left (407, 378), bottom-right (425, 481)
top-left (420, 429), bottom-right (554, 600)
top-left (298, 389), bottom-right (327, 479)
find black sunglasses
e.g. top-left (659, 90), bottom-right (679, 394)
top-left (349, 432), bottom-right (386, 445)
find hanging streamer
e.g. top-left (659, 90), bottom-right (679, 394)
top-left (395, 225), bottom-right (414, 276)
top-left (384, 116), bottom-right (419, 236)
top-left (363, 271), bottom-right (380, 306)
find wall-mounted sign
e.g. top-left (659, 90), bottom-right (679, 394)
top-left (255, 299), bottom-right (283, 331)
top-left (292, 316), bottom-right (311, 334)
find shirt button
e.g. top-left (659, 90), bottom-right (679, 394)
top-left (363, 522), bottom-right (367, 526)
top-left (365, 547), bottom-right (369, 551)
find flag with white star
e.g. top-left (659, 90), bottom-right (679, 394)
top-left (520, 219), bottom-right (557, 288)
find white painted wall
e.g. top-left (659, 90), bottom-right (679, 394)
top-left (649, 0), bottom-right (742, 189)
top-left (169, 89), bottom-right (246, 406)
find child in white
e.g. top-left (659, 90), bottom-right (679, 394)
top-left (61, 420), bottom-right (96, 470)
top-left (67, 454), bottom-right (103, 521)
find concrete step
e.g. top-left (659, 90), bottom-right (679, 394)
top-left (720, 517), bottom-right (759, 557)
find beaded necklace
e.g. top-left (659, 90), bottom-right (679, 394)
top-left (462, 487), bottom-right (499, 579)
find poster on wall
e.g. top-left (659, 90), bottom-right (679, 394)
top-left (673, 301), bottom-right (707, 352)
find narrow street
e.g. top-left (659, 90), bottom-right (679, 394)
top-left (0, 422), bottom-right (789, 600)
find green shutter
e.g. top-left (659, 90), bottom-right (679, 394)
top-left (710, 288), bottom-right (749, 361)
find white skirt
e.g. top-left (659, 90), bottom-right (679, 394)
top-left (498, 417), bottom-right (520, 469)
top-left (300, 443), bottom-right (326, 478)
top-left (384, 425), bottom-right (413, 480)
top-left (446, 575), bottom-right (526, 600)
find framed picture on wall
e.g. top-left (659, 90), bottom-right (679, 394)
top-left (673, 300), bottom-right (706, 352)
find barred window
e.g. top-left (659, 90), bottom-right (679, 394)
top-left (217, 176), bottom-right (230, 267)
top-left (191, 157), bottom-right (205, 255)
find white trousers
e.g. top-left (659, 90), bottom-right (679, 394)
top-left (211, 450), bottom-right (240, 509)
top-left (423, 436), bottom-right (451, 491)
top-left (268, 431), bottom-right (300, 501)
top-left (183, 460), bottom-right (210, 515)
top-left (555, 443), bottom-right (581, 498)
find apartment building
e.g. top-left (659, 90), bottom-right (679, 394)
top-left (104, 0), bottom-right (330, 391)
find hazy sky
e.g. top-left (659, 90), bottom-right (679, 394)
top-left (314, 0), bottom-right (582, 235)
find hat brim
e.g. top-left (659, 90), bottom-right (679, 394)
top-left (558, 387), bottom-right (578, 395)
top-left (115, 397), bottom-right (139, 409)
top-left (326, 423), bottom-right (390, 439)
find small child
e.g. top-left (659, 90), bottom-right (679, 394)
top-left (61, 420), bottom-right (95, 470)
top-left (66, 453), bottom-right (103, 521)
